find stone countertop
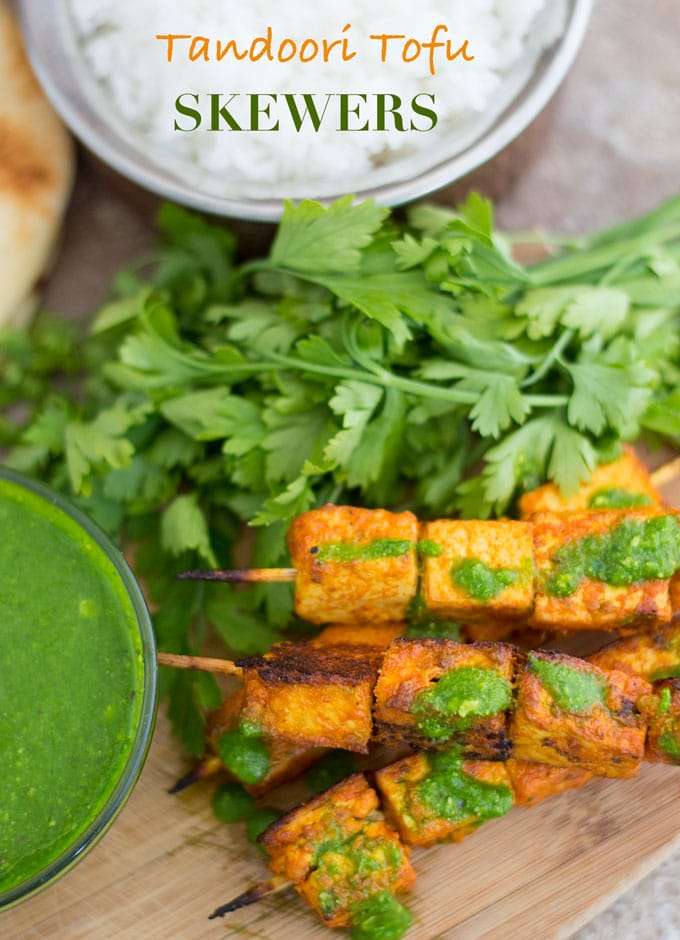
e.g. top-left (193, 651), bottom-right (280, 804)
top-left (40, 0), bottom-right (680, 936)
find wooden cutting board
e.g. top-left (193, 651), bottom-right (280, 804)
top-left (3, 712), bottom-right (680, 940)
top-left (4, 477), bottom-right (680, 940)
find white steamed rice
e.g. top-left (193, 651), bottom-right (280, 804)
top-left (66, 0), bottom-right (567, 194)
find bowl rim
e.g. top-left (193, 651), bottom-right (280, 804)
top-left (0, 466), bottom-right (158, 911)
top-left (19, 0), bottom-right (594, 221)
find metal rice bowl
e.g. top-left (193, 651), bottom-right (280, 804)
top-left (19, 0), bottom-right (594, 222)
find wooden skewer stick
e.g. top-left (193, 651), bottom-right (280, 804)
top-left (177, 567), bottom-right (297, 583)
top-left (651, 457), bottom-right (680, 489)
top-left (208, 875), bottom-right (292, 919)
top-left (157, 652), bottom-right (242, 677)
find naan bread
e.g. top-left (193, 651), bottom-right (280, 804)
top-left (0, 2), bottom-right (74, 327)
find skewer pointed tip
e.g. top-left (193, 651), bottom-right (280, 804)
top-left (168, 756), bottom-right (222, 794)
top-left (208, 876), bottom-right (290, 919)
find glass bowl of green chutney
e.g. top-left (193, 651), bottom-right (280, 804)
top-left (0, 467), bottom-right (157, 910)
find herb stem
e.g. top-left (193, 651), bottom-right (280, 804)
top-left (521, 330), bottom-right (574, 388)
top-left (528, 223), bottom-right (680, 286)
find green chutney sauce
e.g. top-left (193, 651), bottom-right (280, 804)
top-left (0, 476), bottom-right (146, 896)
top-left (545, 515), bottom-right (680, 597)
top-left (528, 655), bottom-right (609, 713)
top-left (418, 751), bottom-right (513, 823)
top-left (411, 667), bottom-right (512, 739)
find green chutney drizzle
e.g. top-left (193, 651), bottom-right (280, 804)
top-left (314, 539), bottom-right (413, 563)
top-left (411, 667), bottom-right (512, 739)
top-left (416, 539), bottom-right (443, 557)
top-left (417, 751), bottom-right (513, 822)
top-left (218, 729), bottom-right (272, 785)
top-left (311, 829), bottom-right (407, 921)
top-left (528, 655), bottom-right (609, 713)
top-left (544, 515), bottom-right (680, 597)
top-left (450, 558), bottom-right (521, 602)
top-left (0, 477), bottom-right (144, 894)
top-left (659, 729), bottom-right (680, 760)
top-left (350, 891), bottom-right (413, 940)
top-left (658, 687), bottom-right (672, 714)
top-left (588, 488), bottom-right (652, 509)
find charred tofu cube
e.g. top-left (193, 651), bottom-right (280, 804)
top-left (206, 689), bottom-right (325, 797)
top-left (518, 447), bottom-right (662, 518)
top-left (375, 752), bottom-right (513, 847)
top-left (260, 773), bottom-right (415, 929)
top-left (588, 621), bottom-right (680, 681)
top-left (237, 642), bottom-right (382, 752)
top-left (509, 651), bottom-right (651, 778)
top-left (639, 680), bottom-right (680, 765)
top-left (505, 759), bottom-right (592, 807)
top-left (288, 505), bottom-right (419, 624)
top-left (373, 638), bottom-right (515, 757)
top-left (530, 510), bottom-right (675, 632)
top-left (420, 520), bottom-right (534, 623)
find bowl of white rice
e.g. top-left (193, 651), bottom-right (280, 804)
top-left (19, 0), bottom-right (593, 221)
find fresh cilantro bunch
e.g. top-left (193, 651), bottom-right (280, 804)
top-left (2, 192), bottom-right (679, 753)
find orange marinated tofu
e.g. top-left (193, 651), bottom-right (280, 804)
top-left (420, 519), bottom-right (534, 622)
top-left (529, 510), bottom-right (673, 632)
top-left (375, 752), bottom-right (513, 847)
top-left (312, 622), bottom-right (404, 649)
top-left (505, 758), bottom-right (592, 807)
top-left (287, 505), bottom-right (419, 624)
top-left (260, 773), bottom-right (415, 928)
top-left (518, 447), bottom-right (662, 518)
top-left (204, 689), bottom-right (325, 797)
top-left (639, 680), bottom-right (680, 765)
top-left (237, 642), bottom-right (382, 753)
top-left (588, 621), bottom-right (680, 681)
top-left (373, 638), bottom-right (515, 758)
top-left (510, 651), bottom-right (651, 778)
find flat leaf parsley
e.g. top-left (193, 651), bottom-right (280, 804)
top-left (3, 193), bottom-right (680, 752)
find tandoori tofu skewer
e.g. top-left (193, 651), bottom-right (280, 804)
top-left (207, 624), bottom-right (680, 938)
top-left (179, 445), bottom-right (680, 633)
top-left (158, 629), bottom-right (680, 776)
top-left (179, 504), bottom-right (680, 632)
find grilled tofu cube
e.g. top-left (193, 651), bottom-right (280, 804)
top-left (510, 651), bottom-right (651, 777)
top-left (420, 519), bottom-right (534, 622)
top-left (205, 689), bottom-right (325, 797)
top-left (530, 510), bottom-right (674, 632)
top-left (260, 773), bottom-right (415, 928)
top-left (237, 642), bottom-right (383, 753)
top-left (518, 447), bottom-right (662, 518)
top-left (288, 505), bottom-right (419, 624)
top-left (588, 621), bottom-right (680, 681)
top-left (505, 758), bottom-right (592, 807)
top-left (373, 638), bottom-right (515, 757)
top-left (640, 680), bottom-right (680, 765)
top-left (375, 752), bottom-right (513, 847)
top-left (311, 622), bottom-right (404, 649)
